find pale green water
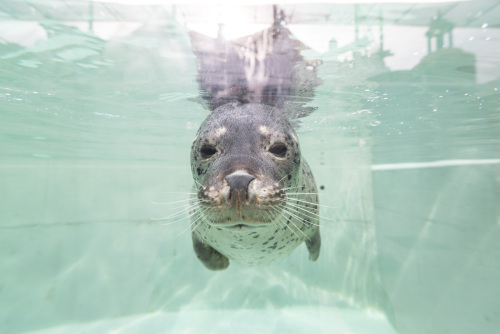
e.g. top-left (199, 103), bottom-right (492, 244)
top-left (1, 1), bottom-right (499, 334)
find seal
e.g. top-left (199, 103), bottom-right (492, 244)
top-left (190, 102), bottom-right (321, 270)
top-left (185, 6), bottom-right (322, 270)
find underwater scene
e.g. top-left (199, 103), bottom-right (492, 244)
top-left (0, 1), bottom-right (499, 333)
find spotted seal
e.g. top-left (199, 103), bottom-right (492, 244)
top-left (190, 102), bottom-right (320, 270)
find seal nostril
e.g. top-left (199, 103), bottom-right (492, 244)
top-left (225, 173), bottom-right (255, 200)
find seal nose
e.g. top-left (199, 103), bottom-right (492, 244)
top-left (225, 173), bottom-right (255, 201)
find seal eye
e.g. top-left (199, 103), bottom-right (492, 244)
top-left (269, 143), bottom-right (287, 158)
top-left (200, 145), bottom-right (217, 159)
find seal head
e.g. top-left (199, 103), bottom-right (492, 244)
top-left (192, 103), bottom-right (300, 226)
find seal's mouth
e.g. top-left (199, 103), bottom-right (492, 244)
top-left (202, 210), bottom-right (284, 227)
top-left (223, 223), bottom-right (264, 230)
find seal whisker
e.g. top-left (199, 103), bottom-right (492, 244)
top-left (151, 198), bottom-right (206, 206)
top-left (281, 200), bottom-right (336, 222)
top-left (274, 216), bottom-right (288, 236)
top-left (201, 218), bottom-right (212, 240)
top-left (196, 203), bottom-right (216, 219)
top-left (263, 205), bottom-right (285, 236)
top-left (191, 216), bottom-right (205, 233)
top-left (283, 192), bottom-right (319, 196)
top-left (284, 197), bottom-right (338, 209)
top-left (285, 198), bottom-right (335, 213)
top-left (281, 188), bottom-right (301, 192)
top-left (279, 208), bottom-right (314, 240)
top-left (175, 211), bottom-right (206, 237)
top-left (280, 204), bottom-right (321, 227)
top-left (151, 202), bottom-right (201, 221)
top-left (286, 202), bottom-right (336, 222)
top-left (282, 200), bottom-right (320, 219)
top-left (280, 206), bottom-right (310, 225)
top-left (152, 206), bottom-right (199, 222)
top-left (281, 186), bottom-right (304, 190)
top-left (261, 208), bottom-right (277, 224)
top-left (268, 204), bottom-right (308, 240)
top-left (197, 205), bottom-right (215, 219)
top-left (280, 209), bottom-right (311, 241)
top-left (277, 173), bottom-right (291, 185)
top-left (277, 211), bottom-right (296, 236)
top-left (188, 212), bottom-right (206, 234)
top-left (269, 206), bottom-right (301, 239)
top-left (194, 206), bottom-right (218, 236)
top-left (160, 209), bottom-right (201, 226)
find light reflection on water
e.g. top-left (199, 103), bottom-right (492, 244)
top-left (0, 2), bottom-right (499, 334)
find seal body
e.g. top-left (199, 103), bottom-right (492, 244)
top-left (190, 103), bottom-right (320, 270)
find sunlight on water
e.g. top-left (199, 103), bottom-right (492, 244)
top-left (0, 1), bottom-right (499, 334)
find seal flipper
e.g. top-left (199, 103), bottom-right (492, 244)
top-left (305, 227), bottom-right (321, 261)
top-left (192, 233), bottom-right (229, 270)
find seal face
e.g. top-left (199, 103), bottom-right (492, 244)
top-left (190, 103), bottom-right (321, 270)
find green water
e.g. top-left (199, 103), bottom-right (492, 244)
top-left (1, 1), bottom-right (499, 334)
